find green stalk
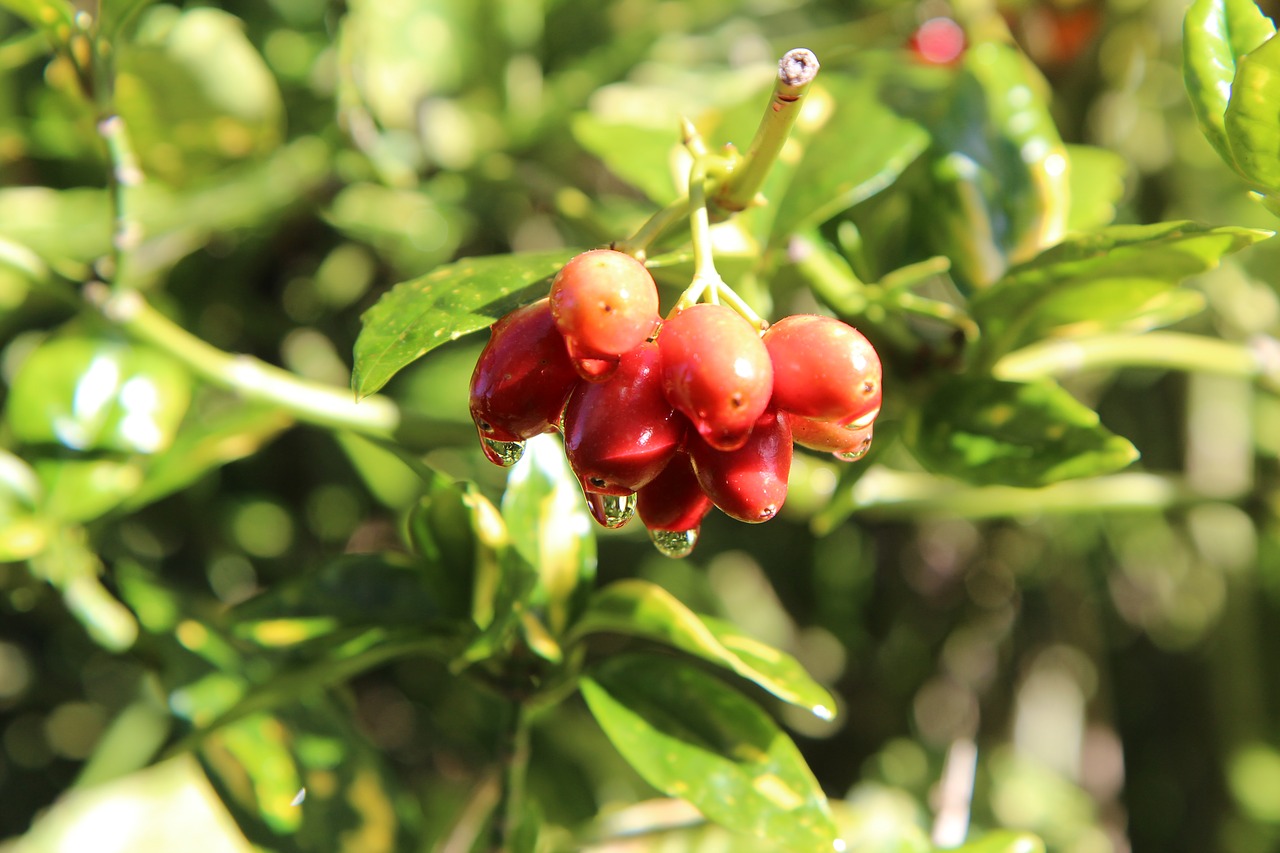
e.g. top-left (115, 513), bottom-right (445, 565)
top-left (994, 332), bottom-right (1272, 386)
top-left (713, 48), bottom-right (819, 214)
top-left (494, 702), bottom-right (533, 851)
top-left (97, 114), bottom-right (144, 291)
top-left (86, 284), bottom-right (470, 450)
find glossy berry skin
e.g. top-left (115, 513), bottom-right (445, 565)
top-left (790, 414), bottom-right (874, 460)
top-left (689, 409), bottom-right (792, 523)
top-left (659, 303), bottom-right (773, 452)
top-left (550, 249), bottom-right (660, 360)
top-left (637, 452), bottom-right (713, 532)
top-left (563, 342), bottom-right (687, 496)
top-left (469, 298), bottom-right (579, 443)
top-left (764, 314), bottom-right (881, 425)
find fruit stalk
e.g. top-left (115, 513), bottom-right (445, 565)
top-left (714, 47), bottom-right (820, 215)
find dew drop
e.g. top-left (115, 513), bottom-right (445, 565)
top-left (834, 440), bottom-right (871, 462)
top-left (649, 527), bottom-right (698, 558)
top-left (480, 436), bottom-right (525, 467)
top-left (585, 491), bottom-right (634, 528)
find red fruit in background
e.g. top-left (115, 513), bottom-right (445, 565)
top-left (764, 314), bottom-right (881, 425)
top-left (790, 415), bottom-right (874, 461)
top-left (637, 452), bottom-right (713, 532)
top-left (689, 409), bottom-right (792, 523)
top-left (659, 303), bottom-right (773, 452)
top-left (550, 249), bottom-right (660, 360)
top-left (563, 342), bottom-right (687, 496)
top-left (910, 17), bottom-right (966, 65)
top-left (469, 298), bottom-right (579, 444)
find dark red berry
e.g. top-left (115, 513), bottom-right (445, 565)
top-left (689, 409), bottom-right (792, 523)
top-left (551, 249), bottom-right (660, 359)
top-left (563, 341), bottom-right (687, 495)
top-left (659, 303), bottom-right (773, 452)
top-left (764, 314), bottom-right (881, 426)
top-left (637, 451), bottom-right (713, 532)
top-left (469, 298), bottom-right (579, 444)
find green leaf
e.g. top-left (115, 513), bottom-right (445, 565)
top-left (115, 6), bottom-right (284, 185)
top-left (1065, 144), bottom-right (1127, 232)
top-left (581, 654), bottom-right (839, 852)
top-left (571, 113), bottom-right (681, 204)
top-left (34, 456), bottom-right (144, 523)
top-left (1183, 0), bottom-right (1276, 172)
top-left (570, 579), bottom-right (836, 717)
top-left (502, 433), bottom-right (596, 635)
top-left (972, 222), bottom-right (1270, 358)
top-left (7, 335), bottom-right (192, 455)
top-left (229, 553), bottom-right (452, 647)
top-left (199, 700), bottom-right (417, 851)
top-left (922, 43), bottom-right (1070, 286)
top-left (124, 404), bottom-right (293, 512)
top-left (908, 377), bottom-right (1139, 487)
top-left (352, 249), bottom-right (577, 397)
top-left (1225, 30), bottom-right (1280, 192)
top-left (29, 528), bottom-right (138, 651)
top-left (952, 830), bottom-right (1046, 853)
top-left (324, 182), bottom-right (467, 278)
top-left (405, 474), bottom-right (484, 620)
top-left (768, 75), bottom-right (929, 248)
top-left (0, 451), bottom-right (51, 561)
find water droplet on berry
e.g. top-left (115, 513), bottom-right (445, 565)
top-left (835, 441), bottom-right (871, 462)
top-left (480, 436), bottom-right (525, 467)
top-left (649, 527), bottom-right (698, 558)
top-left (585, 491), bottom-right (634, 528)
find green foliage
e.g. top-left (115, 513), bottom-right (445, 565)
top-left (4, 1), bottom-right (1280, 852)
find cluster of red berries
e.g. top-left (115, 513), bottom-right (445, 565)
top-left (469, 249), bottom-right (882, 557)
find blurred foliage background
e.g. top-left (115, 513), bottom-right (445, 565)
top-left (2, 0), bottom-right (1280, 851)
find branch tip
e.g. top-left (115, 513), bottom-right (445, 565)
top-left (778, 48), bottom-right (819, 89)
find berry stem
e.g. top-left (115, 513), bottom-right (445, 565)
top-left (713, 48), bottom-right (820, 215)
top-left (613, 195), bottom-right (690, 261)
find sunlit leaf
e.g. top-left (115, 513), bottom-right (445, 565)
top-left (570, 579), bottom-right (835, 716)
top-left (7, 335), bottom-right (191, 455)
top-left (29, 528), bottom-right (138, 651)
top-left (581, 655), bottom-right (839, 852)
top-left (116, 6), bottom-right (284, 185)
top-left (200, 701), bottom-right (416, 852)
top-left (1065, 144), bottom-right (1126, 232)
top-left (1225, 31), bottom-right (1280, 193)
top-left (571, 113), bottom-right (682, 204)
top-left (352, 250), bottom-right (577, 397)
top-left (907, 377), bottom-right (1139, 487)
top-left (502, 433), bottom-right (596, 635)
top-left (33, 456), bottom-right (143, 523)
top-left (1183, 0), bottom-right (1276, 172)
top-left (971, 222), bottom-right (1270, 358)
top-left (768, 75), bottom-right (929, 247)
top-left (0, 451), bottom-right (51, 561)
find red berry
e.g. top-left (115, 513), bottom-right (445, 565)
top-left (689, 409), bottom-right (792, 523)
top-left (790, 414), bottom-right (874, 461)
top-left (659, 303), bottom-right (773, 452)
top-left (550, 249), bottom-right (660, 360)
top-left (563, 342), bottom-right (687, 495)
top-left (764, 314), bottom-right (881, 425)
top-left (910, 17), bottom-right (966, 64)
top-left (563, 334), bottom-right (620, 383)
top-left (469, 298), bottom-right (579, 444)
top-left (637, 452), bottom-right (713, 532)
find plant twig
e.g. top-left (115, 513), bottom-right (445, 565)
top-left (97, 114), bottom-right (144, 290)
top-left (713, 48), bottom-right (819, 215)
top-left (85, 284), bottom-right (471, 450)
top-left (493, 702), bottom-right (533, 852)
